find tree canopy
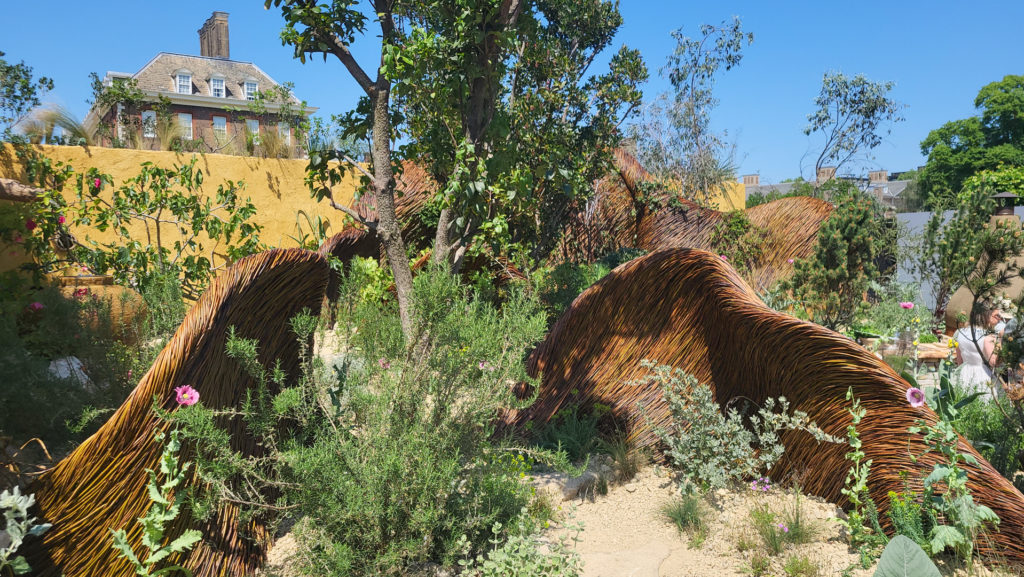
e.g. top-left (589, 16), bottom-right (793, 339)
top-left (919, 75), bottom-right (1024, 206)
top-left (0, 51), bottom-right (54, 138)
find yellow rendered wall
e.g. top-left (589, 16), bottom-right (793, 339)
top-left (0, 144), bottom-right (359, 274)
top-left (714, 181), bottom-right (746, 211)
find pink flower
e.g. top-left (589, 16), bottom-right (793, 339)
top-left (25, 219), bottom-right (37, 231)
top-left (175, 385), bottom-right (200, 406)
top-left (899, 302), bottom-right (914, 310)
top-left (787, 258), bottom-right (794, 264)
top-left (73, 288), bottom-right (90, 299)
top-left (378, 358), bottom-right (391, 370)
top-left (720, 255), bottom-right (728, 261)
top-left (28, 302), bottom-right (44, 311)
top-left (777, 523), bottom-right (789, 533)
top-left (13, 234), bottom-right (22, 243)
top-left (57, 215), bottom-right (66, 224)
top-left (906, 387), bottom-right (925, 408)
top-left (93, 177), bottom-right (101, 189)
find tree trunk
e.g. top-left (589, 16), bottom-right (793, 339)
top-left (432, 207), bottom-right (453, 266)
top-left (370, 87), bottom-right (416, 339)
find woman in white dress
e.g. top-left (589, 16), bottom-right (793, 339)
top-left (954, 306), bottom-right (1001, 395)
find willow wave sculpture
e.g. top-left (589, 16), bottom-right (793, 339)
top-left (23, 248), bottom-right (331, 577)
top-left (557, 150), bottom-right (833, 291)
top-left (511, 247), bottom-right (1024, 565)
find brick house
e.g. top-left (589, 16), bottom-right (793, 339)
top-left (84, 12), bottom-right (316, 156)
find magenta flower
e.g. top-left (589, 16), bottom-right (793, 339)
top-left (175, 385), bottom-right (200, 406)
top-left (720, 255), bottom-right (729, 261)
top-left (93, 177), bottom-right (101, 189)
top-left (73, 288), bottom-right (90, 299)
top-left (57, 215), bottom-right (66, 224)
top-left (378, 358), bottom-right (391, 370)
top-left (28, 302), bottom-right (45, 311)
top-left (899, 302), bottom-right (914, 310)
top-left (787, 258), bottom-right (794, 264)
top-left (25, 219), bottom-right (37, 231)
top-left (777, 523), bottom-right (789, 533)
top-left (906, 387), bottom-right (925, 408)
top-left (13, 233), bottom-right (22, 243)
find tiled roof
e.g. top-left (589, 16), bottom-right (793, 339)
top-left (131, 52), bottom-right (298, 104)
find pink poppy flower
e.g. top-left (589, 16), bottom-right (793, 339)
top-left (57, 215), bottom-right (66, 224)
top-left (906, 387), bottom-right (925, 408)
top-left (899, 302), bottom-right (914, 310)
top-left (93, 177), bottom-right (101, 189)
top-left (25, 219), bottom-right (37, 231)
top-left (175, 385), bottom-right (200, 406)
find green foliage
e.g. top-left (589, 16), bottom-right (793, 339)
top-left (0, 487), bottom-right (52, 576)
top-left (647, 362), bottom-right (837, 494)
top-left (747, 551), bottom-right (771, 576)
top-left (662, 494), bottom-right (709, 544)
top-left (887, 483), bottom-right (929, 550)
top-left (872, 536), bottom-right (940, 577)
top-left (534, 261), bottom-right (612, 322)
top-left (0, 51), bottom-right (53, 138)
top-left (708, 210), bottom-right (767, 275)
top-left (804, 72), bottom-right (904, 176)
top-left (533, 405), bottom-right (601, 465)
top-left (0, 284), bottom-right (149, 445)
top-left (597, 433), bottom-right (644, 482)
top-left (780, 489), bottom-right (815, 546)
top-left (853, 282), bottom-right (930, 340)
top-left (632, 17), bottom-right (752, 207)
top-left (783, 555), bottom-right (818, 577)
top-left (110, 429), bottom-right (202, 577)
top-left (750, 504), bottom-right (787, 556)
top-left (138, 270), bottom-right (187, 340)
top-left (915, 166), bottom-right (1024, 319)
top-left (88, 72), bottom-right (147, 148)
top-left (919, 75), bottom-right (1024, 205)
top-left (169, 269), bottom-right (560, 574)
top-left (838, 388), bottom-right (888, 564)
top-left (954, 394), bottom-right (1024, 493)
top-left (457, 514), bottom-right (583, 577)
top-left (782, 185), bottom-right (886, 330)
top-left (69, 157), bottom-right (265, 299)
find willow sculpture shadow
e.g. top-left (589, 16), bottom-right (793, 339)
top-left (22, 248), bottom-right (330, 577)
top-left (511, 247), bottom-right (1024, 565)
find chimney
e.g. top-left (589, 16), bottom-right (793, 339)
top-left (199, 12), bottom-right (230, 59)
top-left (816, 166), bottom-right (836, 184)
top-left (742, 174), bottom-right (760, 186)
top-left (869, 170), bottom-right (888, 184)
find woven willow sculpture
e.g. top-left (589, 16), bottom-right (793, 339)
top-left (512, 248), bottom-right (1024, 565)
top-left (23, 249), bottom-right (331, 577)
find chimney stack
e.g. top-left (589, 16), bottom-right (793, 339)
top-left (742, 174), bottom-right (760, 186)
top-left (199, 12), bottom-right (230, 59)
top-left (816, 166), bottom-right (836, 184)
top-left (869, 170), bottom-right (888, 184)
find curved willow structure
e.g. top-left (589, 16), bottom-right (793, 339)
top-left (23, 249), bottom-right (331, 577)
top-left (511, 248), bottom-right (1024, 565)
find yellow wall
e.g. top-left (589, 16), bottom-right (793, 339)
top-left (714, 181), bottom-right (746, 211)
top-left (0, 144), bottom-right (359, 274)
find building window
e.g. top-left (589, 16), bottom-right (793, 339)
top-left (246, 118), bottom-right (260, 144)
top-left (178, 113), bottom-right (193, 140)
top-left (245, 81), bottom-right (258, 101)
top-left (278, 122), bottom-right (291, 146)
top-left (211, 77), bottom-right (225, 98)
top-left (142, 111), bottom-right (157, 138)
top-left (176, 73), bottom-right (191, 95)
top-left (213, 116), bottom-right (227, 138)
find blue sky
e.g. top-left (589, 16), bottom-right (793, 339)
top-left (3, 1), bottom-right (1022, 183)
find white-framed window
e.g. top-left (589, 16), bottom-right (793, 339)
top-left (142, 110), bottom-right (157, 138)
top-left (178, 113), bottom-right (193, 140)
top-left (212, 116), bottom-right (227, 137)
top-left (278, 122), bottom-right (291, 146)
top-left (176, 73), bottom-right (191, 95)
top-left (246, 118), bottom-right (260, 144)
top-left (245, 81), bottom-right (258, 101)
top-left (210, 77), bottom-right (225, 98)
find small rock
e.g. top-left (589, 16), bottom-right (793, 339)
top-left (48, 356), bottom-right (92, 389)
top-left (625, 483), bottom-right (637, 493)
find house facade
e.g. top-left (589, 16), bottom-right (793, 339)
top-left (85, 12), bottom-right (316, 157)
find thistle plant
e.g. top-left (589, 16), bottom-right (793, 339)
top-left (110, 429), bottom-right (202, 576)
top-left (0, 487), bottom-right (52, 576)
top-left (837, 387), bottom-right (887, 565)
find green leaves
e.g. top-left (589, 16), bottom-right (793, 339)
top-left (872, 535), bottom-right (940, 577)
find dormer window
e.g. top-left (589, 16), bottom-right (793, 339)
top-left (210, 77), bottom-right (225, 98)
top-left (175, 72), bottom-right (192, 95)
top-left (244, 81), bottom-right (258, 101)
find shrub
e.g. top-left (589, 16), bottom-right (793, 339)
top-left (169, 268), bottom-right (555, 575)
top-left (0, 487), bottom-right (51, 576)
top-left (751, 503), bottom-right (787, 556)
top-left (783, 555), bottom-right (819, 577)
top-left (534, 405), bottom-right (601, 464)
top-left (645, 362), bottom-right (838, 493)
top-left (457, 514), bottom-right (583, 577)
top-left (780, 489), bottom-right (815, 545)
top-left (597, 433), bottom-right (645, 482)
